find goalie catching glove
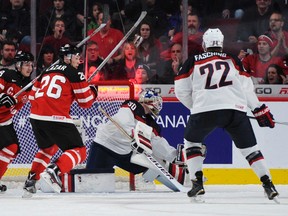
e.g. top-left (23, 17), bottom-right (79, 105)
top-left (252, 104), bottom-right (275, 128)
top-left (0, 93), bottom-right (17, 108)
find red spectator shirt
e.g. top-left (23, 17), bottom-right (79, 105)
top-left (29, 62), bottom-right (94, 123)
top-left (88, 28), bottom-right (124, 58)
top-left (242, 54), bottom-right (288, 78)
top-left (0, 69), bottom-right (31, 124)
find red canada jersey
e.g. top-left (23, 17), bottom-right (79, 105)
top-left (29, 62), bottom-right (95, 123)
top-left (0, 68), bottom-right (31, 124)
top-left (242, 54), bottom-right (288, 78)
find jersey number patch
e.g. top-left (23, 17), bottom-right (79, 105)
top-left (35, 75), bottom-right (66, 99)
top-left (200, 61), bottom-right (232, 89)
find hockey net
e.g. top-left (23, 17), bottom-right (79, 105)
top-left (3, 81), bottom-right (151, 191)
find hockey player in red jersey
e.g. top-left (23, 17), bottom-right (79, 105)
top-left (0, 51), bottom-right (34, 192)
top-left (175, 28), bottom-right (279, 202)
top-left (23, 44), bottom-right (97, 197)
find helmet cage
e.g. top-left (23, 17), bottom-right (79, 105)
top-left (139, 90), bottom-right (163, 117)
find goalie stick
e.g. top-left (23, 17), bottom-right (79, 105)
top-left (13, 23), bottom-right (107, 99)
top-left (98, 106), bottom-right (189, 192)
top-left (248, 116), bottom-right (288, 126)
top-left (87, 11), bottom-right (147, 82)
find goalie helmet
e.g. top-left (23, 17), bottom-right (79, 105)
top-left (59, 44), bottom-right (80, 60)
top-left (138, 90), bottom-right (163, 117)
top-left (202, 28), bottom-right (224, 51)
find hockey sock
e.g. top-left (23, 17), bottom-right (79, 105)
top-left (0, 144), bottom-right (18, 178)
top-left (184, 140), bottom-right (204, 180)
top-left (56, 146), bottom-right (86, 174)
top-left (30, 144), bottom-right (59, 180)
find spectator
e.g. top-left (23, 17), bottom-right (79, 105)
top-left (110, 41), bottom-right (142, 80)
top-left (242, 35), bottom-right (288, 84)
top-left (136, 20), bottom-right (162, 74)
top-left (37, 0), bottom-right (78, 42)
top-left (36, 45), bottom-right (56, 76)
top-left (263, 63), bottom-right (287, 84)
top-left (267, 11), bottom-right (288, 57)
top-left (0, 0), bottom-right (31, 46)
top-left (87, 2), bottom-right (103, 32)
top-left (237, 0), bottom-right (274, 43)
top-left (42, 18), bottom-right (71, 56)
top-left (88, 12), bottom-right (124, 59)
top-left (0, 40), bottom-right (17, 70)
top-left (222, 0), bottom-right (254, 19)
top-left (130, 64), bottom-right (161, 84)
top-left (84, 41), bottom-right (110, 82)
top-left (171, 12), bottom-right (203, 56)
top-left (160, 43), bottom-right (183, 84)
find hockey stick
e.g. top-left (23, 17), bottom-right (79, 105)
top-left (13, 23), bottom-right (107, 99)
top-left (87, 11), bottom-right (147, 82)
top-left (248, 116), bottom-right (288, 126)
top-left (98, 106), bottom-right (189, 192)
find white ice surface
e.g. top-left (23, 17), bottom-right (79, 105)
top-left (1, 184), bottom-right (288, 216)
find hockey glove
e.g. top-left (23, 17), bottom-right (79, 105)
top-left (0, 93), bottom-right (17, 108)
top-left (89, 85), bottom-right (98, 99)
top-left (252, 104), bottom-right (275, 128)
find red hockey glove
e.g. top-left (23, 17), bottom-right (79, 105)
top-left (0, 93), bottom-right (17, 108)
top-left (252, 104), bottom-right (275, 128)
top-left (89, 85), bottom-right (98, 99)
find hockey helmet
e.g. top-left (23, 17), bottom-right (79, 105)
top-left (202, 28), bottom-right (224, 51)
top-left (14, 51), bottom-right (34, 62)
top-left (138, 90), bottom-right (163, 117)
top-left (59, 44), bottom-right (80, 60)
top-left (14, 51), bottom-right (34, 70)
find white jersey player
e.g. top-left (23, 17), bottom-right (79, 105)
top-left (86, 90), bottom-right (203, 185)
top-left (175, 28), bottom-right (279, 202)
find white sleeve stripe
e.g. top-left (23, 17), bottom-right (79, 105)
top-left (78, 95), bottom-right (93, 103)
top-left (0, 83), bottom-right (4, 90)
top-left (28, 95), bottom-right (34, 100)
top-left (74, 86), bottom-right (89, 94)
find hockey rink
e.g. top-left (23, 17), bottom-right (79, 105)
top-left (1, 184), bottom-right (288, 216)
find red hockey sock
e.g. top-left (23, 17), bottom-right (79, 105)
top-left (30, 144), bottom-right (59, 180)
top-left (0, 144), bottom-right (18, 179)
top-left (56, 147), bottom-right (86, 174)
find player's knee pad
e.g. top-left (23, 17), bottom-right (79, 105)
top-left (0, 143), bottom-right (18, 159)
top-left (239, 145), bottom-right (264, 165)
top-left (41, 144), bottom-right (59, 156)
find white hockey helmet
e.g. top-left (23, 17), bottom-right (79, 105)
top-left (138, 90), bottom-right (163, 118)
top-left (202, 28), bottom-right (224, 51)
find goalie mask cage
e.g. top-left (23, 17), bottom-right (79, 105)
top-left (4, 81), bottom-right (140, 191)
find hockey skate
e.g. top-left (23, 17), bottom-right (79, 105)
top-left (187, 171), bottom-right (205, 203)
top-left (40, 163), bottom-right (62, 193)
top-left (261, 175), bottom-right (280, 204)
top-left (22, 172), bottom-right (37, 198)
top-left (0, 184), bottom-right (7, 193)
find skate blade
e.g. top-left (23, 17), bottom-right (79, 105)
top-left (272, 196), bottom-right (280, 204)
top-left (22, 189), bottom-right (33, 198)
top-left (40, 172), bottom-right (61, 193)
top-left (189, 195), bottom-right (205, 203)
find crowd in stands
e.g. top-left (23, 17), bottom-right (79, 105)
top-left (1, 0), bottom-right (288, 84)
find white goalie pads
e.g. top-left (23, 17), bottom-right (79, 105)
top-left (133, 121), bottom-right (153, 154)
